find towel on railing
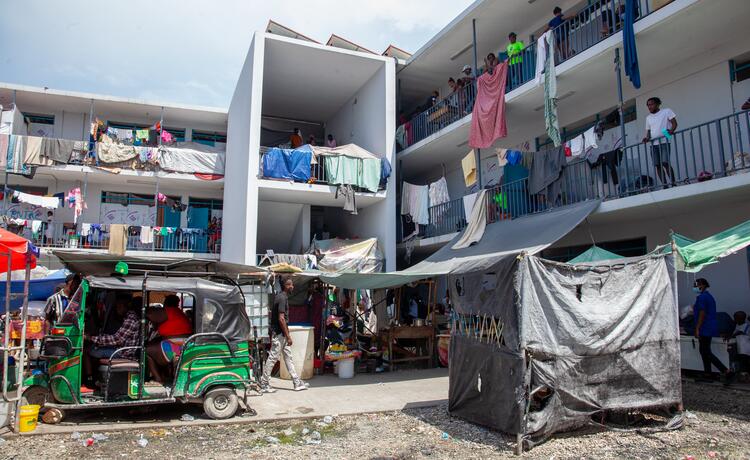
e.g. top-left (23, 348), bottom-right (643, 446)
top-left (108, 224), bottom-right (127, 256)
top-left (429, 177), bottom-right (450, 207)
top-left (453, 189), bottom-right (487, 250)
top-left (469, 61), bottom-right (508, 149)
top-left (462, 151), bottom-right (477, 186)
top-left (401, 181), bottom-right (429, 226)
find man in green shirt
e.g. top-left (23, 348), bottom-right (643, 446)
top-left (506, 32), bottom-right (525, 65)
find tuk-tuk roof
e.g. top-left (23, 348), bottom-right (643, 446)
top-left (53, 250), bottom-right (267, 278)
top-left (85, 274), bottom-right (252, 344)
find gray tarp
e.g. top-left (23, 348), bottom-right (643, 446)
top-left (319, 200), bottom-right (600, 289)
top-left (448, 252), bottom-right (681, 443)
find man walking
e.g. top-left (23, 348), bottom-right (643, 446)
top-left (260, 277), bottom-right (309, 392)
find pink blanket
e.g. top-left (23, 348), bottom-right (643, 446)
top-left (469, 61), bottom-right (508, 149)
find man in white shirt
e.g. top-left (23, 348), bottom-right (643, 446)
top-left (642, 97), bottom-right (678, 187)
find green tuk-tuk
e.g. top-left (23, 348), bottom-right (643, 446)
top-left (23, 272), bottom-right (259, 421)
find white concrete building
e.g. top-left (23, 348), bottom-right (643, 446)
top-left (393, 0), bottom-right (750, 369)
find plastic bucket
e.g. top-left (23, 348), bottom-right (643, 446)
top-left (280, 326), bottom-right (315, 380)
top-left (337, 358), bottom-right (355, 379)
top-left (18, 404), bottom-right (40, 432)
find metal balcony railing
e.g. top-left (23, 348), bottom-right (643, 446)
top-left (403, 110), bottom-right (750, 242)
top-left (397, 0), bottom-right (653, 150)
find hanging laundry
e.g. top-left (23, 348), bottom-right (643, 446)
top-left (428, 177), bottom-right (450, 207)
top-left (23, 136), bottom-right (53, 167)
top-left (140, 226), bottom-right (154, 244)
top-left (97, 135), bottom-right (138, 163)
top-left (395, 124), bottom-right (406, 150)
top-left (583, 126), bottom-right (598, 154)
top-left (379, 157), bottom-right (392, 188)
top-left (569, 134), bottom-right (585, 157)
top-left (160, 130), bottom-right (174, 144)
top-left (496, 148), bottom-right (509, 167)
top-left (7, 135), bottom-right (29, 175)
top-left (452, 189), bottom-right (488, 250)
top-left (157, 193), bottom-right (167, 203)
top-left (135, 129), bottom-right (150, 141)
top-left (12, 190), bottom-right (60, 209)
top-left (39, 138), bottom-right (75, 164)
top-left (469, 61), bottom-right (509, 149)
top-left (108, 224), bottom-right (127, 256)
top-left (535, 31), bottom-right (552, 86)
top-left (506, 150), bottom-right (522, 166)
top-left (335, 184), bottom-right (357, 215)
top-left (623, 0), bottom-right (641, 89)
top-left (400, 182), bottom-right (429, 226)
top-left (0, 134), bottom-right (8, 170)
top-left (80, 223), bottom-right (91, 237)
top-left (462, 150), bottom-right (477, 187)
top-left (67, 187), bottom-right (87, 223)
top-left (543, 31), bottom-right (561, 147)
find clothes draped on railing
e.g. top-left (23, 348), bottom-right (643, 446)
top-left (469, 61), bottom-right (509, 149)
top-left (542, 31), bottom-right (561, 147)
top-left (11, 190), bottom-right (60, 209)
top-left (401, 182), bottom-right (429, 226)
top-left (462, 150), bottom-right (477, 187)
top-left (262, 144), bottom-right (313, 182)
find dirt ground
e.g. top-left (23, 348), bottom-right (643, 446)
top-left (0, 380), bottom-right (748, 459)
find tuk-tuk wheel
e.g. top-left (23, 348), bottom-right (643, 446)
top-left (21, 386), bottom-right (50, 411)
top-left (203, 387), bottom-right (239, 420)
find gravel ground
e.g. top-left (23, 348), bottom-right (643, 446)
top-left (0, 380), bottom-right (748, 459)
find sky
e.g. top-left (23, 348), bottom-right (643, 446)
top-left (1, 0), bottom-right (474, 108)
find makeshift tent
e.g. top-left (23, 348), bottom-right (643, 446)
top-left (308, 238), bottom-right (383, 273)
top-left (448, 253), bottom-right (681, 446)
top-left (567, 245), bottom-right (623, 264)
top-left (0, 229), bottom-right (37, 272)
top-left (674, 219), bottom-right (750, 272)
top-left (262, 144), bottom-right (313, 182)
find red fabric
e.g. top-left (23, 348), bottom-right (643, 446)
top-left (194, 173), bottom-right (224, 181)
top-left (0, 229), bottom-right (35, 273)
top-left (469, 61), bottom-right (509, 149)
top-left (157, 306), bottom-right (193, 337)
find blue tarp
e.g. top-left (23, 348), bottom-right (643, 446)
top-left (262, 144), bottom-right (313, 182)
top-left (0, 269), bottom-right (68, 313)
top-left (623, 0), bottom-right (641, 89)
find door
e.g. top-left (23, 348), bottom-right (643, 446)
top-left (187, 207), bottom-right (209, 253)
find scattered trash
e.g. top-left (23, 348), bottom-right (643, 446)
top-left (137, 434), bottom-right (148, 448)
top-left (441, 432), bottom-right (450, 440)
top-left (282, 427), bottom-right (295, 436)
top-left (265, 436), bottom-right (280, 445)
top-left (323, 415), bottom-right (333, 424)
top-left (305, 438), bottom-right (321, 445)
top-left (70, 431), bottom-right (82, 440)
top-left (310, 431), bottom-right (321, 441)
top-left (301, 428), bottom-right (310, 435)
top-left (684, 411), bottom-right (697, 419)
top-left (180, 414), bottom-right (195, 422)
top-left (82, 437), bottom-right (95, 447)
top-left (92, 433), bottom-right (108, 442)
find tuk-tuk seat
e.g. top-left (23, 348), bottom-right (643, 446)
top-left (100, 358), bottom-right (139, 370)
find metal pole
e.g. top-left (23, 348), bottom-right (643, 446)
top-left (153, 176), bottom-right (159, 251)
top-left (159, 106), bottom-right (164, 147)
top-left (472, 18), bottom-right (483, 189)
top-left (138, 277), bottom-right (148, 400)
top-left (2, 251), bottom-right (11, 404)
top-left (88, 99), bottom-right (94, 134)
top-left (614, 48), bottom-right (627, 148)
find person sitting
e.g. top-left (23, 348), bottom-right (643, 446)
top-left (326, 134), bottom-right (337, 148)
top-left (145, 295), bottom-right (193, 385)
top-left (290, 128), bottom-right (303, 148)
top-left (83, 295), bottom-right (140, 387)
top-left (355, 300), bottom-right (378, 350)
top-left (43, 273), bottom-right (81, 332)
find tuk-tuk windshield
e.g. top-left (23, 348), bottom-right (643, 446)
top-left (58, 285), bottom-right (84, 326)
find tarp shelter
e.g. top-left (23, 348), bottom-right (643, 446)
top-left (0, 229), bottom-right (37, 272)
top-left (674, 218), bottom-right (750, 272)
top-left (308, 238), bottom-right (384, 274)
top-left (567, 245), bottom-right (623, 264)
top-left (448, 252), bottom-right (681, 446)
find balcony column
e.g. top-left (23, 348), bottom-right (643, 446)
top-left (472, 18), bottom-right (483, 188)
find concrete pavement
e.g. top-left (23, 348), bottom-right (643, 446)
top-left (28, 368), bottom-right (449, 435)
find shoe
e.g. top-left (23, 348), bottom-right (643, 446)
top-left (260, 385), bottom-right (277, 394)
top-left (80, 385), bottom-right (95, 393)
top-left (294, 382), bottom-right (310, 391)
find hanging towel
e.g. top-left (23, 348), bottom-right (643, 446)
top-left (41, 138), bottom-right (75, 163)
top-left (7, 135), bottom-right (28, 174)
top-left (23, 136), bottom-right (53, 166)
top-left (569, 134), bottom-right (585, 157)
top-left (161, 130), bottom-right (174, 144)
top-left (462, 150), bottom-right (477, 187)
top-left (335, 184), bottom-right (357, 215)
top-left (400, 182), bottom-right (429, 226)
top-left (583, 127), bottom-right (598, 153)
top-left (428, 177), bottom-right (450, 207)
top-left (361, 158), bottom-right (381, 193)
top-left (67, 187), bottom-right (87, 223)
top-left (496, 148), bottom-right (509, 167)
top-left (623, 0), bottom-right (641, 89)
top-left (12, 190), bottom-right (60, 209)
top-left (135, 129), bottom-right (150, 141)
top-left (543, 31), bottom-right (561, 147)
top-left (108, 224), bottom-right (128, 256)
top-left (462, 192), bottom-right (478, 222)
top-left (452, 189), bottom-right (488, 250)
top-left (80, 223), bottom-right (91, 236)
top-left (140, 226), bottom-right (154, 244)
top-left (469, 61), bottom-right (509, 149)
top-left (380, 157), bottom-right (392, 187)
top-left (535, 31), bottom-right (552, 86)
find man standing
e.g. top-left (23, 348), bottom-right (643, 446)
top-left (260, 277), bottom-right (309, 392)
top-left (506, 32), bottom-right (525, 66)
top-left (642, 97), bottom-right (677, 187)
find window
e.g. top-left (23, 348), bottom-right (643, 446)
top-left (108, 121), bottom-right (150, 131)
top-left (541, 237), bottom-right (648, 263)
top-left (732, 59), bottom-right (750, 83)
top-left (192, 131), bottom-right (227, 147)
top-left (188, 198), bottom-right (223, 211)
top-left (22, 113), bottom-right (54, 125)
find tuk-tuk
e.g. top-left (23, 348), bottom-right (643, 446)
top-left (22, 272), bottom-right (258, 421)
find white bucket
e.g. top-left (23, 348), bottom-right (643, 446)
top-left (280, 326), bottom-right (315, 380)
top-left (337, 358), bottom-right (355, 379)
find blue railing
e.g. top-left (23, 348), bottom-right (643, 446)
top-left (403, 110), bottom-right (750, 241)
top-left (397, 0), bottom-right (652, 150)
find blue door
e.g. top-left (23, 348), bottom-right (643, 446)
top-left (187, 207), bottom-right (209, 253)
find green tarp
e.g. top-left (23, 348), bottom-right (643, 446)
top-left (675, 219), bottom-right (750, 272)
top-left (568, 246), bottom-right (624, 264)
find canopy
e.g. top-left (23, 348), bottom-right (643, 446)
top-left (320, 200), bottom-right (601, 289)
top-left (568, 245), bottom-right (623, 264)
top-left (675, 219), bottom-right (750, 272)
top-left (308, 238), bottom-right (383, 274)
top-left (0, 229), bottom-right (36, 273)
top-left (311, 143), bottom-right (381, 160)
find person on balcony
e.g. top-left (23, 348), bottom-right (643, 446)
top-left (546, 6), bottom-right (570, 61)
top-left (506, 32), bottom-right (525, 88)
top-left (307, 134), bottom-right (316, 146)
top-left (642, 97), bottom-right (677, 188)
top-left (459, 65), bottom-right (476, 112)
top-left (326, 134), bottom-right (337, 148)
top-left (290, 128), bottom-right (304, 149)
top-left (483, 52), bottom-right (499, 75)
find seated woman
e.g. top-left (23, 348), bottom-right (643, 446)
top-left (145, 295), bottom-right (193, 384)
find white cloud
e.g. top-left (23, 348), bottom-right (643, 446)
top-left (0, 0), bottom-right (473, 106)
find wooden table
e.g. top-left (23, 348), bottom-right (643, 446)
top-left (386, 325), bottom-right (435, 371)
